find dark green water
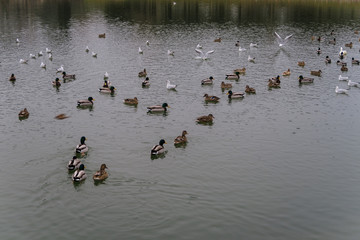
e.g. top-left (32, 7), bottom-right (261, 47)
top-left (1, 0), bottom-right (360, 239)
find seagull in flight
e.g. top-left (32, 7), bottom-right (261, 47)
top-left (275, 32), bottom-right (293, 47)
top-left (195, 49), bottom-right (214, 60)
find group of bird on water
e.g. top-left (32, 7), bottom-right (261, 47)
top-left (12, 29), bottom-right (360, 181)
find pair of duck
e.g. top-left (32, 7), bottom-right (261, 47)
top-left (151, 131), bottom-right (189, 155)
top-left (70, 162), bottom-right (108, 182)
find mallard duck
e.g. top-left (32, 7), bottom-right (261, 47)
top-left (336, 60), bottom-right (347, 66)
top-left (55, 114), bottom-right (69, 120)
top-left (345, 42), bottom-right (353, 48)
top-left (75, 136), bottom-right (88, 154)
top-left (9, 74), bottom-right (16, 81)
top-left (298, 61), bottom-right (305, 67)
top-left (270, 75), bottom-right (281, 83)
top-left (298, 75), bottom-right (314, 84)
top-left (67, 156), bottom-right (81, 171)
top-left (147, 103), bottom-right (169, 113)
top-left (329, 38), bottom-right (336, 45)
top-left (18, 108), bottom-right (29, 119)
top-left (99, 86), bottom-right (116, 94)
top-left (142, 77), bottom-right (150, 87)
top-left (201, 76), bottom-right (213, 85)
top-left (282, 69), bottom-right (291, 76)
top-left (341, 65), bottom-right (348, 71)
top-left (98, 33), bottom-right (106, 38)
top-left (221, 81), bottom-right (232, 89)
top-left (102, 80), bottom-right (111, 88)
top-left (352, 57), bottom-right (360, 64)
top-left (62, 72), bottom-right (75, 80)
top-left (325, 56), bottom-right (331, 64)
top-left (335, 86), bottom-right (348, 94)
top-left (227, 90), bottom-right (244, 99)
top-left (245, 85), bottom-right (256, 94)
top-left (203, 94), bottom-right (220, 102)
top-left (174, 130), bottom-right (188, 145)
top-left (268, 79), bottom-right (281, 88)
top-left (72, 164), bottom-right (87, 182)
top-left (52, 78), bottom-right (61, 87)
top-left (233, 68), bottom-right (246, 74)
top-left (355, 30), bottom-right (359, 34)
top-left (226, 72), bottom-right (240, 80)
top-left (123, 97), bottom-right (138, 105)
top-left (77, 97), bottom-right (94, 107)
top-left (214, 37), bottom-right (222, 42)
top-left (151, 139), bottom-right (167, 155)
top-left (93, 164), bottom-right (108, 181)
top-left (310, 70), bottom-right (322, 77)
top-left (138, 68), bottom-right (147, 77)
top-left (196, 114), bottom-right (214, 124)
top-left (317, 47), bottom-right (321, 54)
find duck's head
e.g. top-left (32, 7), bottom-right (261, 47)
top-left (88, 97), bottom-right (94, 102)
top-left (182, 130), bottom-right (188, 136)
top-left (352, 57), bottom-right (355, 60)
top-left (80, 136), bottom-right (86, 144)
top-left (246, 85), bottom-right (250, 88)
top-left (299, 75), bottom-right (303, 80)
top-left (159, 139), bottom-right (167, 146)
top-left (134, 97), bottom-right (138, 100)
top-left (276, 75), bottom-right (280, 80)
top-left (62, 72), bottom-right (66, 76)
top-left (11, 73), bottom-right (14, 77)
top-left (100, 164), bottom-right (108, 170)
top-left (203, 94), bottom-right (209, 97)
top-left (55, 78), bottom-right (59, 82)
top-left (208, 114), bottom-right (214, 119)
top-left (79, 164), bottom-right (85, 171)
top-left (227, 90), bottom-right (233, 96)
top-left (110, 86), bottom-right (115, 91)
top-left (162, 103), bottom-right (169, 108)
top-left (209, 76), bottom-right (213, 80)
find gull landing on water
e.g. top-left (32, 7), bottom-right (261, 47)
top-left (195, 49), bottom-right (214, 60)
top-left (275, 32), bottom-right (293, 47)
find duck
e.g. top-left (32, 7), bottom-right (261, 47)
top-left (203, 94), bottom-right (220, 102)
top-left (341, 65), bottom-right (348, 72)
top-left (138, 68), bottom-right (147, 77)
top-left (52, 78), bottom-right (61, 87)
top-left (77, 97), bottom-right (94, 107)
top-left (98, 33), bottom-right (106, 38)
top-left (317, 47), bottom-right (321, 54)
top-left (147, 103), bottom-right (169, 113)
top-left (123, 97), bottom-right (138, 105)
top-left (329, 38), bottom-right (336, 45)
top-left (233, 68), bottom-right (246, 74)
top-left (338, 75), bottom-right (349, 81)
top-left (214, 37), bottom-right (222, 42)
top-left (75, 136), bottom-right (88, 154)
top-left (355, 30), bottom-right (359, 34)
top-left (325, 56), bottom-right (331, 64)
top-left (18, 108), bottom-right (29, 119)
top-left (67, 156), bottom-right (81, 171)
top-left (85, 46), bottom-right (90, 52)
top-left (196, 114), bottom-right (214, 124)
top-left (19, 59), bottom-right (28, 64)
top-left (151, 139), bottom-right (167, 155)
top-left (62, 72), bottom-right (75, 80)
top-left (282, 69), bottom-right (291, 76)
top-left (310, 70), bottom-right (322, 77)
top-left (93, 164), bottom-right (108, 181)
top-left (268, 79), bottom-right (281, 88)
top-left (174, 130), bottom-right (188, 145)
top-left (235, 41), bottom-right (240, 46)
top-left (167, 50), bottom-right (175, 56)
top-left (55, 114), bottom-right (69, 120)
top-left (270, 75), bottom-right (281, 84)
top-left (335, 86), bottom-right (348, 94)
top-left (138, 47), bottom-right (143, 54)
top-left (339, 47), bottom-right (347, 56)
top-left (142, 77), bottom-right (150, 87)
top-left (201, 76), bottom-right (214, 85)
top-left (345, 42), bottom-right (353, 48)
top-left (226, 72), bottom-right (240, 80)
top-left (104, 72), bottom-right (109, 79)
top-left (9, 73), bottom-right (16, 81)
top-left (57, 65), bottom-right (64, 73)
top-left (336, 60), bottom-right (347, 66)
top-left (298, 61), bottom-right (305, 67)
top-left (102, 80), bottom-right (111, 88)
top-left (352, 57), bottom-right (360, 64)
top-left (221, 81), bottom-right (232, 89)
top-left (46, 48), bottom-right (52, 53)
top-left (248, 55), bottom-right (255, 62)
top-left (298, 75), bottom-right (314, 84)
top-left (72, 164), bottom-right (87, 182)
top-left (348, 80), bottom-right (359, 87)
top-left (245, 85), bottom-right (256, 94)
top-left (99, 86), bottom-right (116, 94)
top-left (166, 80), bottom-right (177, 90)
top-left (40, 62), bottom-right (46, 68)
top-left (92, 52), bottom-right (97, 57)
top-left (227, 90), bottom-right (244, 99)
top-left (29, 53), bottom-right (36, 59)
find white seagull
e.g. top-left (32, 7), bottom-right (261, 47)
top-left (335, 86), bottom-right (348, 94)
top-left (85, 46), bottom-right (90, 52)
top-left (196, 43), bottom-right (202, 49)
top-left (92, 52), bottom-right (97, 57)
top-left (139, 47), bottom-right (143, 54)
top-left (40, 62), bottom-right (46, 68)
top-left (38, 51), bottom-right (43, 56)
top-left (167, 50), bottom-right (174, 56)
top-left (195, 49), bottom-right (215, 60)
top-left (19, 59), bottom-right (28, 64)
top-left (16, 38), bottom-right (20, 43)
top-left (46, 48), bottom-right (52, 53)
top-left (57, 65), bottom-right (64, 73)
top-left (48, 53), bottom-right (53, 60)
top-left (166, 80), bottom-right (177, 90)
top-left (104, 72), bottom-right (109, 79)
top-left (348, 80), bottom-right (359, 87)
top-left (275, 32), bottom-right (293, 47)
top-left (250, 43), bottom-right (258, 48)
top-left (29, 53), bottom-right (36, 59)
top-left (248, 55), bottom-right (255, 62)
top-left (338, 75), bottom-right (349, 81)
top-left (238, 45), bottom-right (246, 51)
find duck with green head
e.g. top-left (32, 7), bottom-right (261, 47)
top-left (99, 86), bottom-right (116, 94)
top-left (151, 139), bottom-right (167, 155)
top-left (227, 90), bottom-right (244, 99)
top-left (72, 164), bottom-right (87, 182)
top-left (77, 97), bottom-right (94, 107)
top-left (75, 136), bottom-right (88, 154)
top-left (67, 156), bottom-right (81, 171)
top-left (147, 103), bottom-right (169, 113)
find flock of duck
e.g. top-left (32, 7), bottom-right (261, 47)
top-left (11, 29), bottom-right (360, 183)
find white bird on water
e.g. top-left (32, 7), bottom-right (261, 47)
top-left (348, 80), bottom-right (359, 87)
top-left (335, 86), bottom-right (348, 94)
top-left (275, 32), bottom-right (293, 47)
top-left (195, 49), bottom-right (214, 60)
top-left (46, 48), bottom-right (52, 53)
top-left (85, 46), bottom-right (90, 52)
top-left (338, 75), bottom-right (349, 81)
top-left (29, 53), bottom-right (36, 59)
top-left (104, 72), bottom-right (109, 79)
top-left (166, 80), bottom-right (177, 90)
top-left (16, 38), bottom-right (20, 43)
top-left (92, 52), bottom-right (97, 57)
top-left (19, 59), bottom-right (28, 64)
top-left (48, 53), bottom-right (53, 60)
top-left (57, 65), bottom-right (64, 73)
top-left (38, 51), bottom-right (43, 56)
top-left (139, 47), bottom-right (143, 54)
top-left (250, 43), bottom-right (258, 48)
top-left (196, 43), bottom-right (202, 49)
top-left (40, 62), bottom-right (46, 68)
top-left (238, 45), bottom-right (246, 52)
top-left (248, 55), bottom-right (255, 62)
top-left (167, 50), bottom-right (174, 56)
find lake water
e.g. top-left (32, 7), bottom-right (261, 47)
top-left (1, 0), bottom-right (360, 239)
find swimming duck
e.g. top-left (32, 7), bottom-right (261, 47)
top-left (233, 68), bottom-right (246, 74)
top-left (55, 114), bottom-right (69, 120)
top-left (227, 90), bottom-right (244, 99)
top-left (142, 77), bottom-right (150, 87)
top-left (18, 108), bottom-right (29, 119)
top-left (310, 70), bottom-right (322, 77)
top-left (245, 85), bottom-right (256, 94)
top-left (166, 80), bottom-right (177, 90)
top-left (335, 86), bottom-right (348, 94)
top-left (196, 114), bottom-right (214, 124)
top-left (93, 164), bottom-right (108, 181)
top-left (352, 57), bottom-right (360, 64)
top-left (317, 47), bottom-right (321, 54)
top-left (345, 42), bottom-right (353, 48)
top-left (203, 94), bottom-right (220, 102)
top-left (40, 62), bottom-right (46, 68)
top-left (201, 76), bottom-right (213, 85)
top-left (75, 136), bottom-right (88, 154)
top-left (325, 56), bottom-right (331, 64)
top-left (99, 86), bottom-right (116, 94)
top-left (174, 130), bottom-right (188, 145)
top-left (9, 74), bottom-right (16, 81)
top-left (348, 80), bottom-right (359, 87)
top-left (221, 81), bottom-right (232, 89)
top-left (123, 97), bottom-right (138, 105)
top-left (298, 75), bottom-right (314, 84)
top-left (339, 75), bottom-right (349, 81)
top-left (282, 69), bottom-right (291, 76)
top-left (298, 61), bottom-right (305, 67)
top-left (214, 38), bottom-right (222, 42)
top-left (151, 139), bottom-right (167, 155)
top-left (341, 65), bottom-right (348, 72)
top-left (77, 97), bottom-right (94, 107)
top-left (62, 72), bottom-right (75, 80)
top-left (235, 41), bottom-right (240, 46)
top-left (336, 60), bottom-right (347, 66)
top-left (138, 47), bottom-right (143, 54)
top-left (329, 38), bottom-right (336, 45)
top-left (67, 156), bottom-right (81, 171)
top-left (138, 69), bottom-right (147, 77)
top-left (270, 75), bottom-right (281, 84)
top-left (268, 79), bottom-right (281, 88)
top-left (226, 72), bottom-right (240, 80)
top-left (52, 78), bottom-right (61, 87)
top-left (72, 164), bottom-right (87, 182)
top-left (147, 103), bottom-right (169, 113)
top-left (98, 33), bottom-right (106, 38)
top-left (102, 80), bottom-right (111, 88)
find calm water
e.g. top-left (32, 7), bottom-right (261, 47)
top-left (1, 0), bottom-right (360, 239)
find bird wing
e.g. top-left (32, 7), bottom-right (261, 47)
top-left (274, 32), bottom-right (282, 40)
top-left (284, 34), bottom-right (293, 41)
top-left (206, 50), bottom-right (215, 55)
top-left (195, 48), bottom-right (203, 55)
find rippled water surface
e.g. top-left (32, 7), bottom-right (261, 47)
top-left (1, 0), bottom-right (360, 239)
